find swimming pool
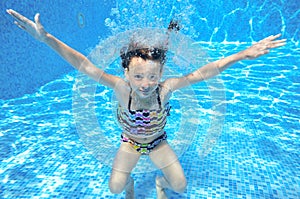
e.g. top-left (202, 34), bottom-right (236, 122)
top-left (1, 0), bottom-right (299, 198)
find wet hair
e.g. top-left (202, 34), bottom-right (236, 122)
top-left (168, 20), bottom-right (181, 33)
top-left (120, 20), bottom-right (180, 70)
top-left (121, 48), bottom-right (167, 69)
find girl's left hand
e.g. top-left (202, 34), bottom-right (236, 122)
top-left (242, 34), bottom-right (287, 59)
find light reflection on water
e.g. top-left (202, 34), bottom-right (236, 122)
top-left (1, 43), bottom-right (299, 198)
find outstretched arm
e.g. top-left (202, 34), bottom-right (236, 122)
top-left (214, 34), bottom-right (287, 71)
top-left (163, 34), bottom-right (286, 91)
top-left (6, 9), bottom-right (122, 89)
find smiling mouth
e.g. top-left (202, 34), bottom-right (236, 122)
top-left (139, 89), bottom-right (151, 96)
top-left (141, 90), bottom-right (149, 94)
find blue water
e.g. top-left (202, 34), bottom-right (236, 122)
top-left (1, 0), bottom-right (299, 198)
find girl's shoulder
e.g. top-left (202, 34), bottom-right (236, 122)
top-left (159, 82), bottom-right (173, 104)
top-left (114, 81), bottom-right (131, 107)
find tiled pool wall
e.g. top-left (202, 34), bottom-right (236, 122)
top-left (1, 0), bottom-right (299, 99)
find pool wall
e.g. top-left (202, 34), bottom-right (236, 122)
top-left (1, 0), bottom-right (113, 99)
top-left (1, 0), bottom-right (299, 99)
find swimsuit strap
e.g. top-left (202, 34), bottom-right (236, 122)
top-left (128, 88), bottom-right (133, 111)
top-left (156, 86), bottom-right (162, 109)
top-left (128, 86), bottom-right (162, 111)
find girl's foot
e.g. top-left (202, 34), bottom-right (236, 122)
top-left (156, 177), bottom-right (168, 199)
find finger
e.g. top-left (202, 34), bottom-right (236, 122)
top-left (268, 39), bottom-right (287, 48)
top-left (269, 34), bottom-right (283, 42)
top-left (273, 39), bottom-right (287, 45)
top-left (7, 9), bottom-right (33, 29)
top-left (14, 21), bottom-right (26, 30)
top-left (6, 9), bottom-right (16, 16)
top-left (6, 9), bottom-right (19, 19)
top-left (259, 49), bottom-right (270, 56)
top-left (259, 35), bottom-right (274, 43)
top-left (34, 13), bottom-right (41, 25)
top-left (272, 33), bottom-right (282, 40)
top-left (263, 50), bottom-right (270, 54)
top-left (260, 34), bottom-right (282, 43)
top-left (272, 42), bottom-right (286, 48)
top-left (7, 9), bottom-right (26, 21)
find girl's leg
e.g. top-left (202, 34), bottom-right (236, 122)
top-left (109, 142), bottom-right (141, 198)
top-left (149, 141), bottom-right (187, 198)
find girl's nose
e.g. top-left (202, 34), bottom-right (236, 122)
top-left (141, 80), bottom-right (150, 90)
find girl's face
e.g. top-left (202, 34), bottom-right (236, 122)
top-left (126, 57), bottom-right (162, 98)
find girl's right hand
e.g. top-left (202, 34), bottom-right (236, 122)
top-left (7, 9), bottom-right (47, 42)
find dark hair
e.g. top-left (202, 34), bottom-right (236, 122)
top-left (120, 20), bottom-right (180, 70)
top-left (120, 48), bottom-right (167, 69)
top-left (168, 20), bottom-right (180, 32)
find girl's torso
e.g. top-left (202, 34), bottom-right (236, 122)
top-left (116, 84), bottom-right (171, 143)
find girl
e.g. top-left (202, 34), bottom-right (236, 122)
top-left (7, 9), bottom-right (286, 199)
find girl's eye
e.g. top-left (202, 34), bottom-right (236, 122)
top-left (134, 75), bottom-right (143, 80)
top-left (149, 75), bottom-right (158, 80)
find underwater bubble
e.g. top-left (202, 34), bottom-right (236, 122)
top-left (73, 28), bottom-right (226, 173)
top-left (77, 12), bottom-right (85, 28)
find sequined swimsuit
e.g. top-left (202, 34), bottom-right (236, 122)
top-left (117, 86), bottom-right (171, 154)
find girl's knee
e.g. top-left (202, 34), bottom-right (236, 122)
top-left (109, 173), bottom-right (129, 194)
top-left (171, 176), bottom-right (187, 193)
top-left (109, 172), bottom-right (134, 194)
top-left (109, 180), bottom-right (125, 194)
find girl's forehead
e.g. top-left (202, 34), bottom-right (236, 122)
top-left (129, 57), bottom-right (162, 73)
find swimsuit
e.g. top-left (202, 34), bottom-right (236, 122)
top-left (117, 86), bottom-right (171, 155)
top-left (121, 132), bottom-right (167, 155)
